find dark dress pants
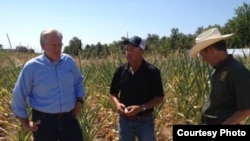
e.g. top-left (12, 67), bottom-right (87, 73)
top-left (32, 109), bottom-right (83, 141)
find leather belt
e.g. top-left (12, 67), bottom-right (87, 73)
top-left (32, 109), bottom-right (73, 118)
top-left (201, 115), bottom-right (225, 124)
top-left (124, 112), bottom-right (153, 120)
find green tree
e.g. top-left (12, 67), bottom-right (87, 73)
top-left (146, 34), bottom-right (160, 53)
top-left (169, 28), bottom-right (180, 50)
top-left (96, 42), bottom-right (103, 57)
top-left (158, 36), bottom-right (171, 57)
top-left (63, 37), bottom-right (82, 56)
top-left (0, 44), bottom-right (3, 51)
top-left (227, 2), bottom-right (250, 48)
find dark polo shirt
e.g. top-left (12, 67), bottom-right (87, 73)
top-left (110, 59), bottom-right (164, 115)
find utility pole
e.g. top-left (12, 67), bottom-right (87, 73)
top-left (6, 33), bottom-right (12, 49)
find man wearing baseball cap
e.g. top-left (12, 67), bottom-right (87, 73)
top-left (110, 36), bottom-right (164, 140)
top-left (190, 28), bottom-right (250, 124)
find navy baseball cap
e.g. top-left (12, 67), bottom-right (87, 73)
top-left (123, 36), bottom-right (146, 50)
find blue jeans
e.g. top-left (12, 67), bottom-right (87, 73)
top-left (119, 115), bottom-right (156, 141)
top-left (32, 109), bottom-right (83, 141)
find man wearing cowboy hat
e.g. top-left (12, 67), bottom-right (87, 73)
top-left (189, 28), bottom-right (250, 124)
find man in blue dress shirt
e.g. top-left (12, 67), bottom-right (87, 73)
top-left (12, 29), bottom-right (85, 141)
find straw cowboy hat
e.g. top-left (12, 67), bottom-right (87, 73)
top-left (189, 28), bottom-right (234, 58)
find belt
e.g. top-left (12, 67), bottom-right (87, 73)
top-left (124, 112), bottom-right (153, 120)
top-left (32, 109), bottom-right (73, 118)
top-left (202, 115), bottom-right (225, 125)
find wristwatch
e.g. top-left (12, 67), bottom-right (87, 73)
top-left (142, 104), bottom-right (147, 111)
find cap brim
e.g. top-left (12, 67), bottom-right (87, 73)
top-left (123, 39), bottom-right (139, 47)
top-left (123, 39), bottom-right (129, 45)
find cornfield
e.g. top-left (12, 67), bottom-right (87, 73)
top-left (0, 51), bottom-right (250, 141)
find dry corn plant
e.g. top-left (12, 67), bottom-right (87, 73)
top-left (1, 52), bottom-right (250, 141)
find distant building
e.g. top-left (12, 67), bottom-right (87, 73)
top-left (0, 45), bottom-right (34, 53)
top-left (227, 48), bottom-right (250, 57)
top-left (16, 46), bottom-right (28, 52)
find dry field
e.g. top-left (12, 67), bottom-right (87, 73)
top-left (3, 51), bottom-right (250, 140)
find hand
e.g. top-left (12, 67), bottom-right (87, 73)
top-left (116, 103), bottom-right (126, 116)
top-left (73, 102), bottom-right (82, 118)
top-left (124, 105), bottom-right (141, 116)
top-left (25, 120), bottom-right (41, 132)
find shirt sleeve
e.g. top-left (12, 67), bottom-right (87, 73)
top-left (152, 68), bottom-right (165, 97)
top-left (72, 59), bottom-right (85, 99)
top-left (110, 68), bottom-right (121, 97)
top-left (12, 64), bottom-right (32, 118)
top-left (234, 67), bottom-right (250, 110)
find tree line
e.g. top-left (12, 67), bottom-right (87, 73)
top-left (2, 3), bottom-right (248, 58)
top-left (63, 3), bottom-right (249, 58)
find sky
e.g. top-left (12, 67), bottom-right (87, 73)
top-left (1, 0), bottom-right (249, 53)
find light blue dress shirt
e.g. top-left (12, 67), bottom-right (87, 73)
top-left (12, 53), bottom-right (85, 118)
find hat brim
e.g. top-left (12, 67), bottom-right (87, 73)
top-left (189, 34), bottom-right (233, 58)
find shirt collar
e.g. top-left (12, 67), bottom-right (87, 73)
top-left (214, 54), bottom-right (234, 70)
top-left (42, 53), bottom-right (62, 65)
top-left (124, 59), bottom-right (146, 71)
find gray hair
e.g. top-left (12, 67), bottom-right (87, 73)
top-left (40, 29), bottom-right (63, 45)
